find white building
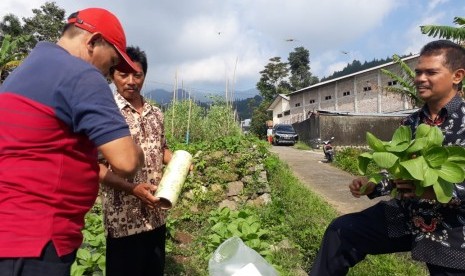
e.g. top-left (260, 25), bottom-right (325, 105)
top-left (267, 55), bottom-right (419, 125)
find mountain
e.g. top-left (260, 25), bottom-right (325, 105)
top-left (143, 88), bottom-right (259, 105)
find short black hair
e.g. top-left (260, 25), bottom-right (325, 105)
top-left (110, 46), bottom-right (148, 76)
top-left (126, 46), bottom-right (148, 75)
top-left (420, 40), bottom-right (465, 72)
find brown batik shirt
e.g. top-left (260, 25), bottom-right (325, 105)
top-left (101, 93), bottom-right (168, 238)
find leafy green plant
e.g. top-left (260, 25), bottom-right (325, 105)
top-left (357, 124), bottom-right (465, 203)
top-left (71, 204), bottom-right (106, 276)
top-left (207, 207), bottom-right (271, 256)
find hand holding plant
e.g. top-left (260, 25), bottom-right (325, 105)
top-left (357, 123), bottom-right (465, 203)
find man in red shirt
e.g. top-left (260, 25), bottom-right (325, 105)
top-left (0, 8), bottom-right (143, 276)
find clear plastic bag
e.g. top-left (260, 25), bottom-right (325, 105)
top-left (208, 237), bottom-right (279, 276)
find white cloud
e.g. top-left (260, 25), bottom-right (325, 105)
top-left (0, 0), bottom-right (458, 93)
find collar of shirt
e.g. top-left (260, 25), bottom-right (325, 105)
top-left (419, 94), bottom-right (464, 126)
top-left (113, 92), bottom-right (154, 116)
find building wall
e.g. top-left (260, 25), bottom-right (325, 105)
top-left (271, 97), bottom-right (291, 124)
top-left (293, 114), bottom-right (405, 147)
top-left (287, 56), bottom-right (418, 124)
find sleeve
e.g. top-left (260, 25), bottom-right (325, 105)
top-left (54, 69), bottom-right (130, 147)
top-left (367, 170), bottom-right (395, 199)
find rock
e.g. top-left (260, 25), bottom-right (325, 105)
top-left (211, 184), bottom-right (223, 193)
top-left (226, 181), bottom-right (244, 196)
top-left (174, 231), bottom-right (194, 244)
top-left (247, 193), bottom-right (272, 207)
top-left (218, 199), bottom-right (237, 210)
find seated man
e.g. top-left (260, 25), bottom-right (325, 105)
top-left (310, 40), bottom-right (465, 276)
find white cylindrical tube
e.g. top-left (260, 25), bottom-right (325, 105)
top-left (155, 150), bottom-right (193, 209)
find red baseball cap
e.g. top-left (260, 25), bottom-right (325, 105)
top-left (68, 8), bottom-right (137, 73)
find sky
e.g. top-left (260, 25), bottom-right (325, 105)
top-left (1, 0), bottom-right (464, 99)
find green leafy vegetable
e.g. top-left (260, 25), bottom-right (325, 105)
top-left (358, 123), bottom-right (465, 203)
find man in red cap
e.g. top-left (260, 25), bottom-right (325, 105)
top-left (0, 8), bottom-right (143, 275)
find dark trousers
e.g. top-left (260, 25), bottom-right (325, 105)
top-left (0, 241), bottom-right (76, 276)
top-left (309, 202), bottom-right (465, 276)
top-left (106, 224), bottom-right (166, 276)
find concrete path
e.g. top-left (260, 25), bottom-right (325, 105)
top-left (269, 146), bottom-right (388, 215)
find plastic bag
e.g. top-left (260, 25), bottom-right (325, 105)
top-left (208, 236), bottom-right (279, 276)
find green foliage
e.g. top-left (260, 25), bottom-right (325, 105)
top-left (358, 124), bottom-right (465, 203)
top-left (71, 204), bottom-right (106, 276)
top-left (164, 98), bottom-right (242, 145)
top-left (380, 54), bottom-right (422, 107)
top-left (0, 34), bottom-right (31, 82)
top-left (207, 208), bottom-right (271, 257)
top-left (288, 47), bottom-right (319, 90)
top-left (421, 16), bottom-right (465, 43)
top-left (256, 56), bottom-right (291, 101)
top-left (333, 147), bottom-right (380, 176)
top-left (249, 100), bottom-right (272, 139)
top-left (22, 2), bottom-right (66, 45)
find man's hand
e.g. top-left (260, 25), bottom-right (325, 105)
top-left (131, 183), bottom-right (160, 209)
top-left (349, 177), bottom-right (375, 198)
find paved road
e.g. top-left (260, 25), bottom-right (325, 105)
top-left (269, 146), bottom-right (387, 215)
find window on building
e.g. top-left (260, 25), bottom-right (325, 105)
top-left (309, 99), bottom-right (315, 104)
top-left (283, 110), bottom-right (290, 116)
top-left (363, 86), bottom-right (372, 91)
top-left (295, 103), bottom-right (301, 107)
top-left (277, 113), bottom-right (283, 118)
top-left (388, 80), bottom-right (398, 86)
top-left (343, 91), bottom-right (351, 96)
top-left (325, 95), bottom-right (332, 100)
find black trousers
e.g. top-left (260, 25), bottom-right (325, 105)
top-left (0, 241), bottom-right (76, 276)
top-left (106, 224), bottom-right (166, 276)
top-left (309, 202), bottom-right (465, 276)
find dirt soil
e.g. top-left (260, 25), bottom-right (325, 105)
top-left (269, 146), bottom-right (388, 215)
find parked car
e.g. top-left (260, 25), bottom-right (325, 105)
top-left (272, 124), bottom-right (298, 146)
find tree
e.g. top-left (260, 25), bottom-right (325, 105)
top-left (249, 100), bottom-right (272, 139)
top-left (0, 14), bottom-right (23, 37)
top-left (288, 47), bottom-right (318, 91)
top-left (380, 54), bottom-right (421, 107)
top-left (421, 17), bottom-right (465, 43)
top-left (256, 57), bottom-right (290, 102)
top-left (22, 2), bottom-right (66, 46)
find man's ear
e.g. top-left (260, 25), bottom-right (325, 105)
top-left (86, 32), bottom-right (104, 52)
top-left (453, 68), bottom-right (465, 85)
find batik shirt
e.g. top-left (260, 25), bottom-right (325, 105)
top-left (101, 93), bottom-right (168, 238)
top-left (370, 95), bottom-right (465, 269)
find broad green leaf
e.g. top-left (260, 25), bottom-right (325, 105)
top-left (357, 153), bottom-right (372, 175)
top-left (394, 164), bottom-right (415, 180)
top-left (423, 146), bottom-right (448, 168)
top-left (415, 183), bottom-right (425, 197)
top-left (77, 248), bottom-right (91, 260)
top-left (372, 152), bottom-right (399, 169)
top-left (385, 141), bottom-right (410, 152)
top-left (415, 124), bottom-right (431, 138)
top-left (399, 156), bottom-right (427, 180)
top-left (366, 132), bottom-right (386, 151)
top-left (427, 126), bottom-right (444, 147)
top-left (447, 146), bottom-right (465, 166)
top-left (421, 168), bottom-right (438, 187)
top-left (437, 162), bottom-right (465, 183)
top-left (406, 137), bottom-right (428, 153)
top-left (391, 125), bottom-right (412, 145)
top-left (433, 179), bottom-right (454, 203)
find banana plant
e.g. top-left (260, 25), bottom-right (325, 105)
top-left (358, 124), bottom-right (465, 203)
top-left (0, 34), bottom-right (31, 82)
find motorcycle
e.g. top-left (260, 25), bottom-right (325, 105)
top-left (322, 137), bottom-right (335, 162)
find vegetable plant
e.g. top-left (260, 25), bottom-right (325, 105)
top-left (357, 123), bottom-right (465, 203)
